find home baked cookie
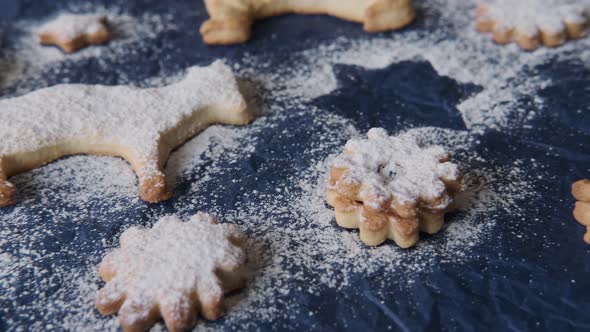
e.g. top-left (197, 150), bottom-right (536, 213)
top-left (572, 179), bottom-right (590, 244)
top-left (476, 0), bottom-right (589, 50)
top-left (96, 213), bottom-right (247, 332)
top-left (200, 0), bottom-right (415, 45)
top-left (38, 14), bottom-right (112, 53)
top-left (326, 128), bottom-right (462, 248)
top-left (0, 61), bottom-right (253, 207)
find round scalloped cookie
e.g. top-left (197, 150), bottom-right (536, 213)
top-left (476, 0), bottom-right (589, 50)
top-left (96, 213), bottom-right (247, 332)
top-left (325, 128), bottom-right (462, 248)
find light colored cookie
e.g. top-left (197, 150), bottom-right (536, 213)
top-left (326, 128), bottom-right (462, 248)
top-left (476, 0), bottom-right (589, 50)
top-left (0, 61), bottom-right (253, 207)
top-left (38, 14), bottom-right (112, 53)
top-left (573, 179), bottom-right (590, 243)
top-left (96, 213), bottom-right (247, 332)
top-left (200, 0), bottom-right (415, 45)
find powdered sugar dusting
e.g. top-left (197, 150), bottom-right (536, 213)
top-left (332, 128), bottom-right (459, 208)
top-left (38, 13), bottom-right (107, 39)
top-left (0, 0), bottom-right (571, 329)
top-left (0, 107), bottom-right (539, 330)
top-left (237, 0), bottom-right (590, 132)
top-left (188, 114), bottom-right (538, 329)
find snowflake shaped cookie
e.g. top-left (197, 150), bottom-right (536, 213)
top-left (476, 0), bottom-right (589, 50)
top-left (573, 179), bottom-right (590, 244)
top-left (38, 14), bottom-right (112, 53)
top-left (96, 213), bottom-right (247, 332)
top-left (326, 128), bottom-right (462, 248)
top-left (200, 0), bottom-right (415, 45)
top-left (0, 61), bottom-right (253, 207)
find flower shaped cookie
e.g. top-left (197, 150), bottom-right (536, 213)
top-left (476, 0), bottom-right (589, 50)
top-left (326, 128), bottom-right (462, 248)
top-left (96, 213), bottom-right (247, 332)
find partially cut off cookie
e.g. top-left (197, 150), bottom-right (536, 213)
top-left (0, 61), bottom-right (253, 207)
top-left (38, 13), bottom-right (112, 53)
top-left (96, 213), bottom-right (247, 332)
top-left (326, 128), bottom-right (462, 248)
top-left (200, 0), bottom-right (415, 45)
top-left (476, 0), bottom-right (589, 50)
top-left (572, 179), bottom-right (590, 244)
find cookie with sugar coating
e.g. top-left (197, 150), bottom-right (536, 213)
top-left (326, 128), bottom-right (462, 248)
top-left (0, 61), bottom-right (254, 207)
top-left (200, 0), bottom-right (415, 45)
top-left (476, 0), bottom-right (589, 50)
top-left (573, 179), bottom-right (590, 243)
top-left (38, 13), bottom-right (112, 53)
top-left (96, 213), bottom-right (247, 332)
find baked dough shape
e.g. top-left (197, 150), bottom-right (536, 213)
top-left (96, 213), bottom-right (247, 332)
top-left (38, 14), bottom-right (112, 53)
top-left (573, 179), bottom-right (590, 244)
top-left (200, 0), bottom-right (416, 45)
top-left (476, 0), bottom-right (589, 50)
top-left (0, 61), bottom-right (253, 207)
top-left (326, 128), bottom-right (462, 248)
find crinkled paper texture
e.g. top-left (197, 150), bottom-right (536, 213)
top-left (0, 0), bottom-right (589, 331)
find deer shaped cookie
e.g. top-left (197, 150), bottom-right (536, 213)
top-left (200, 0), bottom-right (416, 45)
top-left (0, 61), bottom-right (253, 207)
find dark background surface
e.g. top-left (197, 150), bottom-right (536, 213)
top-left (0, 0), bottom-right (589, 331)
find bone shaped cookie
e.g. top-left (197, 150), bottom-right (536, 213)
top-left (476, 0), bottom-right (589, 50)
top-left (200, 0), bottom-right (415, 45)
top-left (38, 14), bottom-right (112, 53)
top-left (573, 179), bottom-right (590, 243)
top-left (0, 61), bottom-right (253, 207)
top-left (326, 128), bottom-right (462, 248)
top-left (96, 213), bottom-right (247, 332)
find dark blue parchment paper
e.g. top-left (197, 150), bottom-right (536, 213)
top-left (0, 0), bottom-right (589, 331)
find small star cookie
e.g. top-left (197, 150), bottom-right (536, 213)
top-left (573, 179), bottom-right (590, 243)
top-left (96, 213), bottom-right (247, 332)
top-left (38, 14), bottom-right (112, 53)
top-left (200, 0), bottom-right (415, 45)
top-left (476, 0), bottom-right (589, 50)
top-left (0, 61), bottom-right (253, 207)
top-left (326, 128), bottom-right (462, 248)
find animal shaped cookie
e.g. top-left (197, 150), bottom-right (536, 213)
top-left (96, 213), bottom-right (247, 332)
top-left (0, 61), bottom-right (253, 207)
top-left (38, 14), bottom-right (112, 53)
top-left (326, 128), bottom-right (462, 248)
top-left (476, 0), bottom-right (589, 50)
top-left (200, 0), bottom-right (415, 45)
top-left (573, 179), bottom-right (590, 244)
